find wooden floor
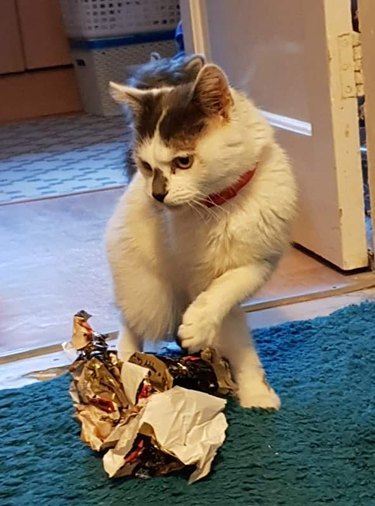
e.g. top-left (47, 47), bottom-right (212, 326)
top-left (1, 187), bottom-right (374, 356)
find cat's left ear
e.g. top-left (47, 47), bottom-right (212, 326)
top-left (109, 82), bottom-right (148, 114)
top-left (184, 54), bottom-right (205, 75)
top-left (192, 64), bottom-right (233, 119)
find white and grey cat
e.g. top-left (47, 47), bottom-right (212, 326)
top-left (106, 63), bottom-right (297, 409)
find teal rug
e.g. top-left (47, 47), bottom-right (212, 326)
top-left (1, 303), bottom-right (374, 506)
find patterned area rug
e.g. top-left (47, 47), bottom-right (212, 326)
top-left (0, 114), bottom-right (128, 205)
top-left (1, 303), bottom-right (374, 505)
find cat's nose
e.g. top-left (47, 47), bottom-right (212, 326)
top-left (152, 168), bottom-right (168, 203)
top-left (152, 191), bottom-right (167, 202)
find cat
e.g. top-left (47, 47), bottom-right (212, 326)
top-left (106, 63), bottom-right (298, 409)
top-left (123, 53), bottom-right (205, 180)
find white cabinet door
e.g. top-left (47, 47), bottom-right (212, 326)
top-left (181, 0), bottom-right (368, 270)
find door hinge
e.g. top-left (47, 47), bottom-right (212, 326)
top-left (337, 32), bottom-right (364, 99)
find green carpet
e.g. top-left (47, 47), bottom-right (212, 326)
top-left (1, 303), bottom-right (374, 506)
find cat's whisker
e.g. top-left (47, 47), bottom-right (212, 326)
top-left (188, 201), bottom-right (206, 223)
top-left (210, 201), bottom-right (231, 217)
top-left (193, 190), bottom-right (230, 220)
top-left (198, 192), bottom-right (231, 218)
top-left (189, 199), bottom-right (212, 224)
top-left (192, 198), bottom-right (221, 223)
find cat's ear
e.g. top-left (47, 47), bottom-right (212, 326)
top-left (109, 82), bottom-right (147, 114)
top-left (193, 64), bottom-right (233, 119)
top-left (184, 54), bottom-right (205, 76)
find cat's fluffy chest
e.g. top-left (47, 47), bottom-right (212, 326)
top-left (161, 207), bottom-right (252, 294)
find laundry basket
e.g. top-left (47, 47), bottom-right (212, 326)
top-left (71, 33), bottom-right (177, 116)
top-left (59, 0), bottom-right (180, 39)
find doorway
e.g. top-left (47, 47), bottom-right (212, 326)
top-left (181, 0), bottom-right (375, 270)
top-left (1, 0), bottom-right (375, 360)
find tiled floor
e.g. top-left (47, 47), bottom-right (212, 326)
top-left (0, 114), bottom-right (128, 204)
top-left (0, 188), bottom-right (122, 354)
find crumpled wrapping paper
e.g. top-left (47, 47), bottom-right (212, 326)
top-left (103, 386), bottom-right (227, 483)
top-left (67, 310), bottom-right (235, 483)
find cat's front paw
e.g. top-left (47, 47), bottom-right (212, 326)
top-left (238, 381), bottom-right (281, 410)
top-left (178, 303), bottom-right (219, 353)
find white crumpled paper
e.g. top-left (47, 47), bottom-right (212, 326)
top-left (103, 385), bottom-right (227, 483)
top-left (121, 360), bottom-right (150, 405)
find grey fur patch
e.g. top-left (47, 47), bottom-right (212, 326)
top-left (134, 92), bottom-right (164, 142)
top-left (123, 93), bottom-right (164, 179)
top-left (127, 54), bottom-right (205, 90)
top-left (124, 144), bottom-right (136, 182)
top-left (158, 84), bottom-right (206, 146)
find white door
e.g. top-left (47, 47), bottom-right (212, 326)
top-left (180, 0), bottom-right (368, 271)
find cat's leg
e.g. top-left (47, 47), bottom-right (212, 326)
top-left (106, 184), bottom-right (176, 360)
top-left (117, 323), bottom-right (143, 360)
top-left (111, 262), bottom-right (175, 360)
top-left (179, 262), bottom-right (272, 352)
top-left (218, 306), bottom-right (280, 410)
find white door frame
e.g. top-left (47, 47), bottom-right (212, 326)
top-left (180, 0), bottom-right (369, 271)
top-left (180, 0), bottom-right (210, 57)
top-left (359, 0), bottom-right (375, 263)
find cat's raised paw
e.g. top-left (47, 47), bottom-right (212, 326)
top-left (178, 304), bottom-right (218, 353)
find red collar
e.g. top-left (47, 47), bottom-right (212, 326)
top-left (202, 167), bottom-right (257, 208)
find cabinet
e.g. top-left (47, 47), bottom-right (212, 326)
top-left (17, 0), bottom-right (72, 69)
top-left (0, 0), bottom-right (24, 74)
top-left (0, 0), bottom-right (81, 122)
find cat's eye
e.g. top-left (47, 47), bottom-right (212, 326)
top-left (173, 155), bottom-right (194, 170)
top-left (140, 160), bottom-right (152, 173)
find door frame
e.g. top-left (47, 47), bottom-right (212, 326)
top-left (359, 0), bottom-right (375, 265)
top-left (180, 0), bottom-right (209, 57)
top-left (180, 0), bottom-right (370, 271)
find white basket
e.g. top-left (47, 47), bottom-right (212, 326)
top-left (59, 0), bottom-right (180, 39)
top-left (72, 38), bottom-right (177, 116)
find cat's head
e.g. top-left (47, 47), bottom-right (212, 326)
top-left (111, 64), bottom-right (267, 208)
